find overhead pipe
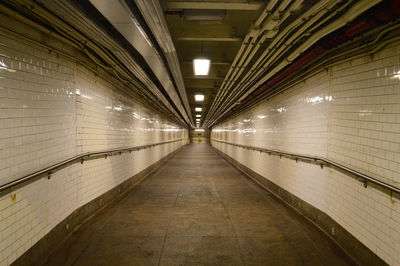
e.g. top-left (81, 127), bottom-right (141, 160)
top-left (60, 0), bottom-right (191, 125)
top-left (205, 0), bottom-right (297, 125)
top-left (205, 0), bottom-right (338, 126)
top-left (230, 0), bottom-right (349, 103)
top-left (223, 0), bottom-right (330, 107)
top-left (10, 0), bottom-right (184, 124)
top-left (217, 23), bottom-right (400, 124)
top-left (215, 0), bottom-right (400, 125)
top-left (205, 0), bottom-right (280, 119)
top-left (208, 0), bottom-right (379, 126)
top-left (206, 0), bottom-right (289, 118)
top-left (205, 0), bottom-right (337, 126)
top-left (134, 0), bottom-right (193, 126)
top-left (286, 0), bottom-right (382, 62)
top-left (255, 25), bottom-right (400, 104)
top-left (252, 0), bottom-right (389, 92)
top-left (89, 0), bottom-right (191, 125)
top-left (14, 0), bottom-right (187, 125)
top-left (205, 0), bottom-right (329, 124)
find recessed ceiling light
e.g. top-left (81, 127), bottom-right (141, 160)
top-left (195, 94), bottom-right (204, 101)
top-left (194, 129), bottom-right (205, 132)
top-left (196, 114), bottom-right (201, 117)
top-left (193, 59), bottom-right (210, 76)
top-left (195, 107), bottom-right (202, 112)
top-left (196, 118), bottom-right (200, 121)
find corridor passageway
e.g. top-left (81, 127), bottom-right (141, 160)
top-left (44, 144), bottom-right (352, 265)
top-left (1, 0), bottom-right (399, 264)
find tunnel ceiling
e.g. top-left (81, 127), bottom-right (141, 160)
top-left (160, 0), bottom-right (263, 128)
top-left (158, 0), bottom-right (387, 128)
top-left (2, 0), bottom-right (390, 129)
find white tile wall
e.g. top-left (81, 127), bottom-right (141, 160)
top-left (75, 64), bottom-right (183, 152)
top-left (328, 45), bottom-right (400, 188)
top-left (0, 29), bottom-right (187, 265)
top-left (0, 31), bottom-right (76, 186)
top-left (213, 71), bottom-right (330, 157)
top-left (212, 41), bottom-right (400, 265)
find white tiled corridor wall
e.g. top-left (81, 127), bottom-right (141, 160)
top-left (212, 41), bottom-right (400, 265)
top-left (0, 29), bottom-right (187, 265)
top-left (0, 30), bottom-right (77, 186)
top-left (329, 52), bottom-right (400, 187)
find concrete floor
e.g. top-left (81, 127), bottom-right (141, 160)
top-left (44, 144), bottom-right (353, 265)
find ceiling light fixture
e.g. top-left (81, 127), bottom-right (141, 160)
top-left (194, 41), bottom-right (210, 76)
top-left (193, 59), bottom-right (210, 76)
top-left (195, 94), bottom-right (205, 101)
top-left (196, 114), bottom-right (201, 117)
top-left (195, 107), bottom-right (202, 112)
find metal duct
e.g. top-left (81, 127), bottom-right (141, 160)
top-left (89, 0), bottom-right (191, 125)
top-left (134, 0), bottom-right (193, 126)
top-left (5, 0), bottom-right (188, 125)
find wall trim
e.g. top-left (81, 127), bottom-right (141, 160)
top-left (12, 144), bottom-right (187, 266)
top-left (212, 145), bottom-right (387, 266)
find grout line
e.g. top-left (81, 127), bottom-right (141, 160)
top-left (157, 167), bottom-right (181, 265)
top-left (207, 148), bottom-right (246, 266)
top-left (215, 192), bottom-right (247, 266)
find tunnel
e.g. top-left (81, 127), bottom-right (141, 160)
top-left (0, 0), bottom-right (399, 265)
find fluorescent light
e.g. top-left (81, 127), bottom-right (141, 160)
top-left (195, 94), bottom-right (205, 101)
top-left (196, 114), bottom-right (201, 117)
top-left (194, 129), bottom-right (205, 132)
top-left (195, 107), bottom-right (202, 112)
top-left (193, 59), bottom-right (210, 76)
top-left (196, 119), bottom-right (200, 121)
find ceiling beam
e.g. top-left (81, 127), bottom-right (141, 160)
top-left (184, 78), bottom-right (222, 88)
top-left (164, 2), bottom-right (264, 10)
top-left (175, 37), bottom-right (243, 42)
top-left (181, 61), bottom-right (232, 65)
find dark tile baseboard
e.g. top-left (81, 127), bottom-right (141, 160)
top-left (12, 145), bottom-right (186, 266)
top-left (212, 146), bottom-right (386, 266)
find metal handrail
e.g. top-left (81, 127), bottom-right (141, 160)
top-left (212, 139), bottom-right (400, 194)
top-left (0, 139), bottom-right (187, 193)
